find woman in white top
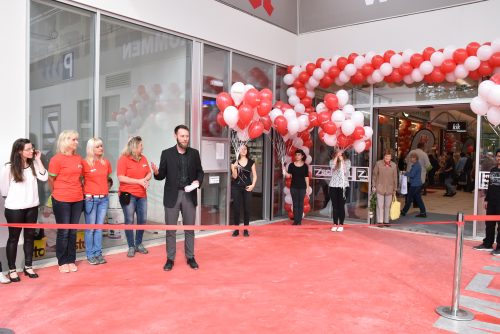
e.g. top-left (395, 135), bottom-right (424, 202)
top-left (328, 150), bottom-right (350, 232)
top-left (0, 138), bottom-right (47, 282)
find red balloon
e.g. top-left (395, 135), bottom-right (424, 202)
top-left (452, 48), bottom-right (468, 64)
top-left (284, 202), bottom-right (292, 212)
top-left (351, 71), bottom-right (366, 85)
top-left (274, 101), bottom-right (284, 109)
top-left (318, 130), bottom-right (325, 142)
top-left (317, 111), bottom-right (331, 125)
top-left (467, 145), bottom-right (474, 153)
top-left (248, 121), bottom-right (264, 139)
top-left (216, 92), bottom-right (234, 111)
top-left (321, 121), bottom-right (337, 135)
top-left (301, 97), bottom-right (312, 108)
top-left (288, 211), bottom-right (294, 220)
top-left (469, 70), bottom-right (481, 81)
top-left (243, 88), bottom-right (260, 107)
top-left (365, 139), bottom-right (372, 150)
top-left (274, 116), bottom-right (288, 136)
top-left (303, 196), bottom-right (310, 205)
top-left (324, 93), bottom-right (339, 110)
top-left (422, 47), bottom-right (436, 61)
top-left (430, 69), bottom-right (445, 83)
top-left (259, 88), bottom-right (273, 102)
top-left (260, 115), bottom-right (272, 131)
top-left (316, 58), bottom-right (325, 68)
top-left (410, 53), bottom-right (424, 68)
top-left (399, 62), bottom-right (413, 76)
top-left (361, 63), bottom-right (374, 76)
top-left (303, 140), bottom-right (313, 148)
top-left (287, 65), bottom-right (293, 74)
top-left (306, 63), bottom-right (316, 75)
top-left (490, 73), bottom-right (500, 84)
top-left (216, 112), bottom-right (227, 127)
top-left (296, 87), bottom-right (307, 99)
top-left (305, 106), bottom-right (315, 114)
top-left (337, 134), bottom-right (350, 148)
top-left (371, 55), bottom-right (385, 69)
top-left (238, 104), bottom-right (254, 127)
top-left (298, 71), bottom-right (310, 83)
top-left (383, 50), bottom-right (395, 63)
top-left (319, 75), bottom-right (334, 88)
top-left (303, 203), bottom-right (311, 214)
top-left (348, 53), bottom-right (359, 64)
top-left (293, 79), bottom-right (304, 89)
top-left (478, 61), bottom-right (493, 76)
top-left (489, 52), bottom-right (500, 68)
top-left (328, 66), bottom-right (341, 78)
top-left (440, 59), bottom-right (456, 73)
top-left (466, 42), bottom-right (481, 56)
top-left (352, 126), bottom-right (365, 140)
top-left (257, 100), bottom-right (272, 117)
top-left (308, 112), bottom-right (319, 127)
top-left (389, 68), bottom-right (402, 83)
top-left (285, 178), bottom-right (291, 188)
top-left (336, 57), bottom-right (348, 70)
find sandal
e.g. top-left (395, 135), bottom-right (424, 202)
top-left (23, 266), bottom-right (39, 279)
top-left (8, 269), bottom-right (20, 282)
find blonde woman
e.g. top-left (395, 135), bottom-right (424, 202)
top-left (48, 130), bottom-right (84, 273)
top-left (82, 138), bottom-right (112, 265)
top-left (117, 136), bottom-right (151, 258)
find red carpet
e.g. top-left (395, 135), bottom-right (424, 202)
top-left (1, 220), bottom-right (498, 333)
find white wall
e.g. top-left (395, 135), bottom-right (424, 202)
top-left (72, 0), bottom-right (298, 66)
top-left (297, 1), bottom-right (500, 64)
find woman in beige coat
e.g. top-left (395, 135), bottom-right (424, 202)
top-left (372, 150), bottom-right (398, 225)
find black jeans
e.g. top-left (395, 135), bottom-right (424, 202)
top-left (329, 187), bottom-right (346, 225)
top-left (231, 186), bottom-right (250, 226)
top-left (4, 206), bottom-right (39, 269)
top-left (484, 201), bottom-right (500, 248)
top-left (52, 198), bottom-right (84, 266)
top-left (290, 188), bottom-right (306, 225)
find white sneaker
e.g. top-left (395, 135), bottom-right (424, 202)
top-left (337, 226), bottom-right (344, 232)
top-left (0, 272), bottom-right (11, 284)
top-left (331, 226), bottom-right (338, 232)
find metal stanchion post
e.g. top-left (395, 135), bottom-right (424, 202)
top-left (436, 212), bottom-right (474, 321)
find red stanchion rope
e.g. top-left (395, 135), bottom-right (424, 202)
top-left (464, 215), bottom-right (500, 221)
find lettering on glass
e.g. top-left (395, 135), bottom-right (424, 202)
top-left (311, 165), bottom-right (368, 182)
top-left (364, 0), bottom-right (388, 5)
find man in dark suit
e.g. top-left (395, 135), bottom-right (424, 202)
top-left (151, 125), bottom-right (204, 271)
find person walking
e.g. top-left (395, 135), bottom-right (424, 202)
top-left (117, 136), bottom-right (152, 258)
top-left (230, 144), bottom-right (257, 237)
top-left (151, 125), bottom-right (204, 271)
top-left (372, 150), bottom-right (398, 226)
top-left (473, 148), bottom-right (500, 256)
top-left (328, 150), bottom-right (350, 232)
top-left (82, 138), bottom-right (112, 265)
top-left (48, 130), bottom-right (84, 273)
top-left (400, 153), bottom-right (427, 218)
top-left (442, 152), bottom-right (456, 197)
top-left (283, 149), bottom-right (309, 226)
top-left (0, 138), bottom-right (47, 281)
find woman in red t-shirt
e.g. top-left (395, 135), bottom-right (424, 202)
top-left (48, 130), bottom-right (84, 273)
top-left (117, 136), bottom-right (151, 258)
top-left (82, 138), bottom-right (112, 266)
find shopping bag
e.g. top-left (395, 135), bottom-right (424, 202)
top-left (400, 175), bottom-right (408, 195)
top-left (390, 195), bottom-right (401, 220)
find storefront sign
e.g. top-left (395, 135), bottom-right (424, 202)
top-left (447, 121), bottom-right (467, 132)
top-left (311, 165), bottom-right (368, 182)
top-left (479, 171), bottom-right (489, 189)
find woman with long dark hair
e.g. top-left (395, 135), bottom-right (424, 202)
top-left (230, 144), bottom-right (257, 237)
top-left (0, 138), bottom-right (47, 282)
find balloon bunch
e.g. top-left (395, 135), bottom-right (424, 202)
top-left (470, 73), bottom-right (500, 128)
top-left (283, 39), bottom-right (500, 96)
top-left (444, 132), bottom-right (457, 153)
top-left (315, 90), bottom-right (373, 153)
top-left (398, 119), bottom-right (414, 155)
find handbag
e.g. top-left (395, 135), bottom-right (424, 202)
top-left (400, 174), bottom-right (408, 195)
top-left (119, 192), bottom-right (131, 206)
top-left (390, 195), bottom-right (401, 220)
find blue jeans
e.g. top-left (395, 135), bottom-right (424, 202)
top-left (402, 185), bottom-right (426, 214)
top-left (84, 196), bottom-right (109, 259)
top-left (444, 175), bottom-right (456, 194)
top-left (52, 198), bottom-right (84, 266)
top-left (121, 195), bottom-right (147, 248)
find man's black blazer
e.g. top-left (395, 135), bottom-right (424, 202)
top-left (154, 145), bottom-right (204, 208)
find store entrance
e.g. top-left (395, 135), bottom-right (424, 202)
top-left (374, 104), bottom-right (476, 235)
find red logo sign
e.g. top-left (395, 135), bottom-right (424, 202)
top-left (248, 0), bottom-right (274, 16)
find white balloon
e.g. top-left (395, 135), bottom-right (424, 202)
top-left (291, 66), bottom-right (301, 78)
top-left (419, 61), bottom-right (434, 75)
top-left (492, 38), bottom-right (500, 53)
top-left (332, 110), bottom-right (346, 126)
top-left (380, 63), bottom-right (393, 76)
top-left (353, 140), bottom-right (366, 153)
top-left (487, 85), bottom-right (500, 107)
top-left (301, 61), bottom-right (309, 70)
top-left (464, 56), bottom-right (480, 71)
top-left (284, 156), bottom-right (291, 164)
top-left (230, 82), bottom-right (245, 106)
top-left (244, 84), bottom-right (255, 94)
top-left (372, 70), bottom-right (384, 83)
top-left (308, 77), bottom-right (319, 87)
top-left (237, 128), bottom-right (249, 141)
top-left (284, 194), bottom-right (292, 205)
top-left (354, 55), bottom-right (366, 69)
top-left (334, 78), bottom-right (344, 86)
top-left (283, 74), bottom-right (294, 85)
top-left (390, 54), bottom-right (403, 68)
top-left (363, 126), bottom-right (373, 138)
top-left (336, 90), bottom-right (349, 107)
top-left (443, 45), bottom-right (457, 59)
top-left (320, 59), bottom-right (332, 73)
top-left (302, 147), bottom-right (310, 156)
top-left (292, 137), bottom-right (304, 148)
top-left (366, 76), bottom-right (376, 85)
top-left (331, 55), bottom-right (341, 64)
top-left (283, 187), bottom-right (291, 196)
top-left (269, 108), bottom-right (283, 122)
top-left (286, 87), bottom-right (297, 97)
top-left (365, 51), bottom-right (376, 63)
top-left (294, 103), bottom-right (305, 114)
top-left (470, 96), bottom-right (489, 116)
top-left (288, 95), bottom-right (300, 106)
top-left (411, 68), bottom-right (424, 82)
top-left (344, 64), bottom-right (357, 76)
top-left (338, 71), bottom-right (350, 83)
top-left (287, 118), bottom-right (300, 135)
top-left (305, 155), bottom-right (312, 165)
top-left (351, 110), bottom-right (365, 126)
top-left (283, 108), bottom-right (297, 120)
top-left (445, 72), bottom-right (457, 83)
top-left (430, 51), bottom-right (445, 67)
top-left (477, 45), bottom-right (493, 61)
top-left (487, 106), bottom-right (500, 126)
top-left (323, 133), bottom-right (337, 147)
top-left (343, 104), bottom-right (355, 118)
top-left (223, 106), bottom-right (239, 127)
top-left (298, 115), bottom-right (310, 131)
top-left (402, 49), bottom-right (414, 63)
top-left (478, 80), bottom-right (495, 100)
top-left (306, 90), bottom-right (315, 98)
top-left (454, 64), bottom-right (469, 79)
top-left (312, 68), bottom-right (325, 80)
top-left (316, 102), bottom-right (328, 113)
top-left (341, 119), bottom-right (355, 136)
top-left (305, 83), bottom-right (314, 91)
top-left (403, 75), bottom-right (414, 85)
